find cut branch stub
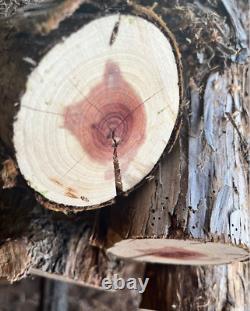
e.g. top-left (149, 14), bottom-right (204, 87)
top-left (14, 14), bottom-right (181, 210)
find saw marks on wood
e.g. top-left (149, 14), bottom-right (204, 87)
top-left (14, 14), bottom-right (180, 209)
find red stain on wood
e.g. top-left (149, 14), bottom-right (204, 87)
top-left (63, 61), bottom-right (146, 165)
top-left (50, 179), bottom-right (79, 199)
top-left (65, 191), bottom-right (78, 198)
top-left (66, 187), bottom-right (76, 193)
top-left (140, 247), bottom-right (205, 260)
top-left (50, 177), bottom-right (63, 187)
top-left (65, 187), bottom-right (78, 198)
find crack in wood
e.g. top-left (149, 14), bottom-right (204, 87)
top-left (109, 14), bottom-right (121, 46)
top-left (225, 112), bottom-right (249, 163)
top-left (111, 130), bottom-right (123, 195)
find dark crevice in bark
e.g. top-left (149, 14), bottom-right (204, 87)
top-left (225, 111), bottom-right (249, 163)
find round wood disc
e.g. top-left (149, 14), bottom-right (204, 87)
top-left (14, 14), bottom-right (180, 209)
top-left (107, 239), bottom-right (249, 265)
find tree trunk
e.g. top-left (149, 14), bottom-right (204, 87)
top-left (0, 0), bottom-right (249, 310)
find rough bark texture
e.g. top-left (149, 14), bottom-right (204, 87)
top-left (0, 274), bottom-right (142, 311)
top-left (0, 0), bottom-right (249, 310)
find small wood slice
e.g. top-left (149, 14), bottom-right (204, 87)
top-left (107, 239), bottom-right (249, 266)
top-left (14, 14), bottom-right (180, 209)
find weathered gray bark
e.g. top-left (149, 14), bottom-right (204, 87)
top-left (0, 0), bottom-right (249, 310)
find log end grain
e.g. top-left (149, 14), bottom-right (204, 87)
top-left (13, 14), bottom-right (182, 210)
top-left (107, 239), bottom-right (249, 265)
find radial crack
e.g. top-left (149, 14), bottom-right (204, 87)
top-left (111, 130), bottom-right (123, 195)
top-left (109, 15), bottom-right (121, 46)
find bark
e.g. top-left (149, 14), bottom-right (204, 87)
top-left (0, 0), bottom-right (249, 310)
top-left (0, 274), bottom-right (141, 311)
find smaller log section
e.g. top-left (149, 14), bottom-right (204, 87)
top-left (13, 13), bottom-right (181, 210)
top-left (107, 239), bottom-right (249, 266)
